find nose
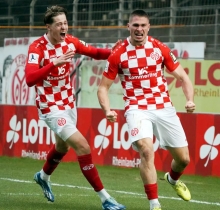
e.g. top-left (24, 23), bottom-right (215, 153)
top-left (136, 25), bottom-right (143, 31)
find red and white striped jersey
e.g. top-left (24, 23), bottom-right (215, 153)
top-left (103, 36), bottom-right (179, 111)
top-left (25, 34), bottom-right (110, 115)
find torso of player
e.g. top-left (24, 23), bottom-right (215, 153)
top-left (39, 34), bottom-right (76, 84)
top-left (108, 36), bottom-right (176, 111)
top-left (31, 34), bottom-right (78, 114)
top-left (119, 43), bottom-right (164, 84)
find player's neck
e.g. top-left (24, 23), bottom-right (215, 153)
top-left (46, 33), bottom-right (61, 45)
top-left (129, 36), bottom-right (146, 47)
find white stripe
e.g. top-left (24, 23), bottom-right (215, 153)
top-left (0, 177), bottom-right (220, 206)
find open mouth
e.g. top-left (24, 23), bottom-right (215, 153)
top-left (135, 33), bottom-right (143, 38)
top-left (60, 32), bottom-right (66, 39)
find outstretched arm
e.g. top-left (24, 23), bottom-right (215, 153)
top-left (97, 76), bottom-right (117, 122)
top-left (169, 64), bottom-right (195, 113)
top-left (77, 40), bottom-right (122, 60)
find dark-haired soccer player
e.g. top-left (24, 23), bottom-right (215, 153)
top-left (97, 9), bottom-right (195, 210)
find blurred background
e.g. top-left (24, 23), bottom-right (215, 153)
top-left (0, 0), bottom-right (220, 59)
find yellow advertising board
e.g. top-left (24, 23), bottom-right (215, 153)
top-left (80, 60), bottom-right (220, 114)
top-left (168, 60), bottom-right (220, 113)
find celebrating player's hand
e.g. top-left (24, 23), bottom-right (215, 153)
top-left (53, 50), bottom-right (75, 66)
top-left (106, 110), bottom-right (117, 122)
top-left (185, 101), bottom-right (195, 113)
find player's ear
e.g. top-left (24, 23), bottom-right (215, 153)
top-left (46, 24), bottom-right (50, 31)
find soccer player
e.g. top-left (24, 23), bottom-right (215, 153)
top-left (25, 5), bottom-right (125, 210)
top-left (97, 9), bottom-right (195, 210)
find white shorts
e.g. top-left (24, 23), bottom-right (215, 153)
top-left (125, 107), bottom-right (187, 151)
top-left (39, 107), bottom-right (78, 141)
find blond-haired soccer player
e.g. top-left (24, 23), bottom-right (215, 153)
top-left (25, 5), bottom-right (125, 210)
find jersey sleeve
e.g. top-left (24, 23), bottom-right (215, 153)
top-left (103, 52), bottom-right (119, 80)
top-left (73, 37), bottom-right (111, 60)
top-left (26, 42), bottom-right (43, 67)
top-left (154, 39), bottom-right (179, 72)
top-left (25, 42), bottom-right (55, 86)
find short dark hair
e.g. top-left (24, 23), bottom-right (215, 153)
top-left (44, 5), bottom-right (68, 24)
top-left (129, 9), bottom-right (149, 22)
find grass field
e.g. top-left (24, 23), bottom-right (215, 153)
top-left (0, 156), bottom-right (219, 210)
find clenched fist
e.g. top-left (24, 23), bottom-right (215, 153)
top-left (185, 101), bottom-right (195, 113)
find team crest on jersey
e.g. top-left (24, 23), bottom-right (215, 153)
top-left (79, 40), bottom-right (88, 47)
top-left (170, 51), bottom-right (177, 62)
top-left (150, 52), bottom-right (160, 60)
top-left (28, 53), bottom-right (39, 64)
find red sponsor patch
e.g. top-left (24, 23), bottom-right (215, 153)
top-left (131, 128), bottom-right (139, 136)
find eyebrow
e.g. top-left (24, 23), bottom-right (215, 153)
top-left (132, 23), bottom-right (148, 26)
top-left (55, 20), bottom-right (68, 24)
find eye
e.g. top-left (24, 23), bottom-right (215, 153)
top-left (57, 22), bottom-right (63, 26)
top-left (133, 24), bottom-right (139, 27)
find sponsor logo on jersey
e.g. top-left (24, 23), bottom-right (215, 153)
top-left (128, 67), bottom-right (157, 80)
top-left (58, 64), bottom-right (66, 75)
top-left (138, 67), bottom-right (148, 75)
top-left (170, 51), bottom-right (177, 62)
top-left (129, 55), bottom-right (137, 59)
top-left (28, 53), bottom-right (39, 64)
